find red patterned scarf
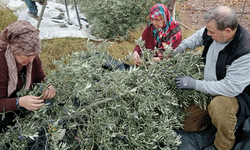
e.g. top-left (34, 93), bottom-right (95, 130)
top-left (149, 4), bottom-right (181, 50)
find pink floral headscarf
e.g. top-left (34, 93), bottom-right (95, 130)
top-left (149, 4), bottom-right (181, 52)
top-left (0, 20), bottom-right (41, 97)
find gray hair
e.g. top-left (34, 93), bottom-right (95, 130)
top-left (203, 6), bottom-right (238, 31)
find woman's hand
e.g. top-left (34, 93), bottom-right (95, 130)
top-left (43, 84), bottom-right (56, 100)
top-left (133, 51), bottom-right (141, 65)
top-left (19, 95), bottom-right (44, 111)
top-left (151, 57), bottom-right (161, 63)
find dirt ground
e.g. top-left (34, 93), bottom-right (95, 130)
top-left (177, 0), bottom-right (250, 33)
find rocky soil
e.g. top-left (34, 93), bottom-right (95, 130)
top-left (177, 0), bottom-right (250, 32)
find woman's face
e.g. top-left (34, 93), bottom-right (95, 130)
top-left (150, 18), bottom-right (164, 29)
top-left (15, 54), bottom-right (37, 66)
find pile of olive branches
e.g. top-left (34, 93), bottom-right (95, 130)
top-left (0, 40), bottom-right (211, 149)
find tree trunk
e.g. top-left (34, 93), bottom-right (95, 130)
top-left (168, 0), bottom-right (176, 19)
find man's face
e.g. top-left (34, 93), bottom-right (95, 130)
top-left (15, 55), bottom-right (37, 66)
top-left (206, 20), bottom-right (227, 43)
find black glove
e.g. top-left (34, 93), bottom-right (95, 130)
top-left (175, 76), bottom-right (196, 90)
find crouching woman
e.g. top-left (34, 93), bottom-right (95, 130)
top-left (0, 20), bottom-right (56, 132)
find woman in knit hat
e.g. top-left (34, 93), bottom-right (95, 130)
top-left (0, 20), bottom-right (56, 132)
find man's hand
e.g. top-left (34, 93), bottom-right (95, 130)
top-left (175, 76), bottom-right (196, 90)
top-left (43, 84), bottom-right (56, 100)
top-left (173, 46), bottom-right (185, 55)
top-left (19, 95), bottom-right (44, 111)
top-left (133, 51), bottom-right (141, 65)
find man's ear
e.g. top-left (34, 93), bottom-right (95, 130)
top-left (224, 28), bottom-right (232, 35)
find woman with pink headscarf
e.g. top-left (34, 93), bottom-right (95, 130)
top-left (0, 20), bottom-right (56, 132)
top-left (133, 3), bottom-right (182, 65)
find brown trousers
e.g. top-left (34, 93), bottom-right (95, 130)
top-left (183, 96), bottom-right (239, 150)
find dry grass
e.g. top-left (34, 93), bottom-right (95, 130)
top-left (106, 26), bottom-right (145, 64)
top-left (0, 7), bottom-right (18, 32)
top-left (40, 37), bottom-right (88, 73)
top-left (0, 2), bottom-right (197, 74)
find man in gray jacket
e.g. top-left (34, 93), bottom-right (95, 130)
top-left (174, 5), bottom-right (250, 150)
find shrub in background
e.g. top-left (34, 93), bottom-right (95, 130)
top-left (56, 0), bottom-right (171, 39)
